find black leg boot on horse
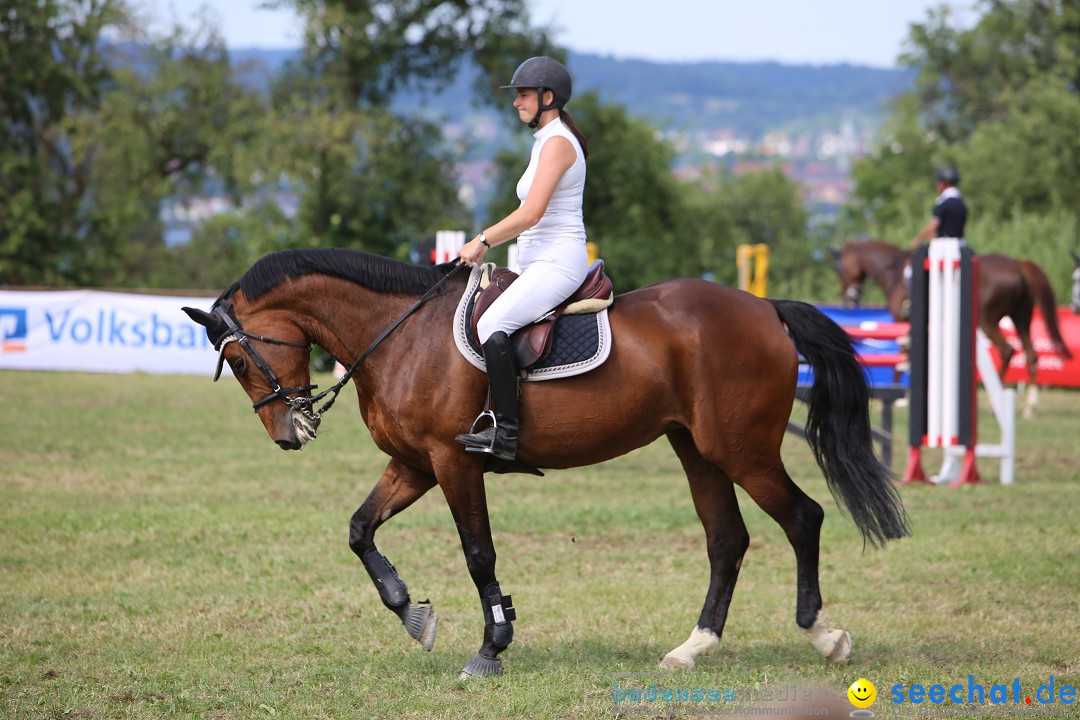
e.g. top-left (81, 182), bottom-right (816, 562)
top-left (456, 331), bottom-right (520, 461)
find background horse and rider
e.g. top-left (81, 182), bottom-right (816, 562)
top-left (832, 238), bottom-right (1072, 416)
top-left (184, 247), bottom-right (908, 679)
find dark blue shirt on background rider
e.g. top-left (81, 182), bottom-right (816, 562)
top-left (912, 166), bottom-right (968, 247)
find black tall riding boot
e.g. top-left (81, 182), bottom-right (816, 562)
top-left (455, 331), bottom-right (519, 460)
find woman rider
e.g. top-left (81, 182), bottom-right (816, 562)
top-left (455, 56), bottom-right (590, 462)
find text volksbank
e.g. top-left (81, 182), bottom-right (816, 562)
top-left (45, 309), bottom-right (211, 349)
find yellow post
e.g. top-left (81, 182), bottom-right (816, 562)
top-left (736, 243), bottom-right (770, 297)
top-left (586, 242), bottom-right (599, 266)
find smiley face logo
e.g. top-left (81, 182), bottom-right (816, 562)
top-left (847, 678), bottom-right (877, 709)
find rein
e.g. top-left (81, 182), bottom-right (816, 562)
top-left (215, 262), bottom-right (465, 422)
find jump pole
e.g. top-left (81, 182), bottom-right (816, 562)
top-left (903, 238), bottom-right (1015, 486)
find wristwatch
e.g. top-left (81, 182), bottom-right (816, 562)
top-left (478, 232), bottom-right (490, 248)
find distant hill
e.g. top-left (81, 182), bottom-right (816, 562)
top-left (225, 48), bottom-right (911, 140)
top-left (570, 54), bottom-right (910, 136)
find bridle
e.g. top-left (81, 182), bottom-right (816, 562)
top-left (212, 300), bottom-right (322, 418)
top-left (211, 262), bottom-right (464, 423)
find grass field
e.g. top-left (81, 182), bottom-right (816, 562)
top-left (1, 369), bottom-right (1078, 720)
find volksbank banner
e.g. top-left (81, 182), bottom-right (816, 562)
top-left (0, 290), bottom-right (225, 376)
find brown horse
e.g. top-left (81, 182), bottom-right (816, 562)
top-left (183, 248), bottom-right (908, 679)
top-left (833, 239), bottom-right (1072, 416)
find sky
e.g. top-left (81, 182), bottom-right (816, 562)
top-left (129, 0), bottom-right (970, 68)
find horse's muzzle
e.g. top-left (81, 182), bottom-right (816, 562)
top-left (842, 285), bottom-right (862, 308)
top-left (273, 410), bottom-right (319, 450)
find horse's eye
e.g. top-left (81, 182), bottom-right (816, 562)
top-left (232, 356), bottom-right (248, 376)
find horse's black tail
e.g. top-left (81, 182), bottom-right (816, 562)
top-left (771, 299), bottom-right (911, 548)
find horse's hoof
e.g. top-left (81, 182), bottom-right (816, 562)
top-left (658, 627), bottom-right (719, 670)
top-left (403, 602), bottom-right (438, 652)
top-left (658, 654), bottom-right (694, 670)
top-left (459, 653), bottom-right (503, 679)
top-left (802, 616), bottom-right (852, 665)
top-left (826, 631), bottom-right (853, 665)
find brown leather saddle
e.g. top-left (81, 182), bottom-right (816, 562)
top-left (469, 260), bottom-right (614, 368)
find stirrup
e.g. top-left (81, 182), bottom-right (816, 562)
top-left (456, 413), bottom-right (518, 461)
top-left (467, 410), bottom-right (496, 436)
top-left (455, 411), bottom-right (498, 454)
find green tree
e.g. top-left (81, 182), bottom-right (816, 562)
top-left (256, 100), bottom-right (470, 257)
top-left (678, 164), bottom-right (812, 297)
top-left (82, 24), bottom-right (267, 286)
top-left (849, 0), bottom-right (1080, 237)
top-left (157, 203), bottom-right (297, 290)
top-left (258, 0), bottom-right (554, 259)
top-left (575, 95), bottom-right (693, 290)
top-left (270, 0), bottom-right (552, 109)
top-left (902, 0), bottom-right (1080, 145)
top-left (0, 0), bottom-right (123, 285)
top-left (955, 77), bottom-right (1080, 220)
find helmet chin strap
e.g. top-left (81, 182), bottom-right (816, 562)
top-left (528, 86), bottom-right (555, 129)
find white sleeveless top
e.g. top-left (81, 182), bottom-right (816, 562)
top-left (515, 117), bottom-right (587, 248)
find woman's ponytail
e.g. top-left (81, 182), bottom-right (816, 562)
top-left (558, 109), bottom-right (589, 160)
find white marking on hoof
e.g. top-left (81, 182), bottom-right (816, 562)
top-left (659, 627), bottom-right (720, 670)
top-left (801, 612), bottom-right (852, 665)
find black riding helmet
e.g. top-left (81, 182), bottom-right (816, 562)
top-left (501, 56), bottom-right (572, 129)
top-left (936, 166), bottom-right (961, 186)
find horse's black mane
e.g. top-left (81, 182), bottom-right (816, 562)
top-left (216, 248), bottom-right (452, 304)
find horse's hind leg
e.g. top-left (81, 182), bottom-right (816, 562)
top-left (349, 458), bottom-right (439, 651)
top-left (735, 462), bottom-right (852, 665)
top-left (1010, 315), bottom-right (1040, 419)
top-left (982, 320), bottom-right (1015, 382)
top-left (659, 429), bottom-right (749, 670)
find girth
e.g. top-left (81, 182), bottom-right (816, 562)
top-left (469, 259), bottom-right (614, 368)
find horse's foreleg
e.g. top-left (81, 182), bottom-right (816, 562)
top-left (738, 465), bottom-right (851, 665)
top-left (438, 467), bottom-right (514, 679)
top-left (349, 459), bottom-right (439, 651)
top-left (659, 430), bottom-right (748, 670)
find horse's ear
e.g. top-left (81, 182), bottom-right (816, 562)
top-left (1071, 250), bottom-right (1080, 266)
top-left (183, 306), bottom-right (216, 328)
top-left (829, 246), bottom-right (843, 262)
top-left (183, 306), bottom-right (228, 344)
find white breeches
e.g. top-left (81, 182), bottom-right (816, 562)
top-left (477, 240), bottom-right (589, 343)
